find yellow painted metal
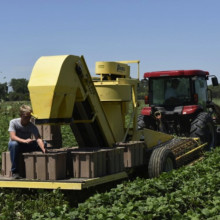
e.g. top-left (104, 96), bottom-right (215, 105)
top-left (95, 84), bottom-right (131, 101)
top-left (0, 172), bottom-right (128, 190)
top-left (0, 180), bottom-right (83, 190)
top-left (117, 60), bottom-right (140, 64)
top-left (28, 55), bottom-right (116, 147)
top-left (94, 76), bottom-right (139, 142)
top-left (82, 172), bottom-right (128, 188)
top-left (132, 129), bottom-right (174, 148)
top-left (116, 60), bottom-right (140, 80)
top-left (176, 143), bottom-right (207, 161)
top-left (73, 114), bottom-right (96, 123)
top-left (101, 102), bottom-right (125, 142)
top-left (1, 55), bottom-right (206, 191)
top-left (28, 55), bottom-right (83, 119)
top-left (96, 61), bottom-right (130, 77)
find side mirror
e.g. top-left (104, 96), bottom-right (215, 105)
top-left (212, 77), bottom-right (219, 86)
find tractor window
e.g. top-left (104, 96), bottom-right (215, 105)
top-left (150, 77), bottom-right (191, 106)
top-left (194, 77), bottom-right (207, 106)
top-left (151, 79), bottom-right (165, 105)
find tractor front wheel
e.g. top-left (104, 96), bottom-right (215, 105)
top-left (148, 147), bottom-right (176, 178)
top-left (190, 112), bottom-right (216, 151)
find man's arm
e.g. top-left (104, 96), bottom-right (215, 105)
top-left (9, 131), bottom-right (33, 144)
top-left (36, 138), bottom-right (46, 153)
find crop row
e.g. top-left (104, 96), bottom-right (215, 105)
top-left (0, 102), bottom-right (219, 219)
top-left (64, 148), bottom-right (220, 220)
top-left (0, 147), bottom-right (218, 219)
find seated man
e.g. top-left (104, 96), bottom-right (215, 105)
top-left (8, 105), bottom-right (47, 179)
top-left (165, 79), bottom-right (180, 101)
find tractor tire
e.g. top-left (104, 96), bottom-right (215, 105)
top-left (190, 112), bottom-right (216, 151)
top-left (137, 115), bottom-right (157, 130)
top-left (148, 147), bottom-right (176, 178)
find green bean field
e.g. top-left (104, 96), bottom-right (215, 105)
top-left (0, 102), bottom-right (219, 219)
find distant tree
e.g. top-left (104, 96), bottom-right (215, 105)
top-left (208, 85), bottom-right (220, 99)
top-left (8, 78), bottom-right (29, 101)
top-left (0, 82), bottom-right (8, 101)
top-left (10, 78), bottom-right (29, 94)
top-left (137, 79), bottom-right (148, 100)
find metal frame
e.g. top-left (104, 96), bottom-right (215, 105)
top-left (0, 172), bottom-right (128, 190)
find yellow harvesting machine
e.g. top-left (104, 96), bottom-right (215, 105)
top-left (0, 55), bottom-right (206, 190)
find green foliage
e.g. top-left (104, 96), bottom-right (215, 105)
top-left (66, 148), bottom-right (220, 219)
top-left (137, 79), bottom-right (148, 100)
top-left (0, 101), bottom-right (219, 219)
top-left (0, 189), bottom-right (69, 219)
top-left (0, 83), bottom-right (8, 101)
top-left (0, 78), bottom-right (30, 101)
top-left (208, 84), bottom-right (220, 99)
top-left (8, 92), bottom-right (29, 101)
top-left (10, 78), bottom-right (29, 94)
top-left (9, 78), bottom-right (29, 101)
top-left (61, 125), bottom-right (78, 147)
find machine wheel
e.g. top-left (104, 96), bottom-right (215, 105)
top-left (148, 147), bottom-right (176, 178)
top-left (190, 112), bottom-right (216, 151)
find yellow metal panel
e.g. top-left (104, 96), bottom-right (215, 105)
top-left (28, 55), bottom-right (83, 119)
top-left (117, 60), bottom-right (140, 64)
top-left (0, 172), bottom-right (128, 190)
top-left (96, 61), bottom-right (130, 77)
top-left (176, 143), bottom-right (206, 161)
top-left (0, 180), bottom-right (83, 190)
top-left (29, 55), bottom-right (117, 147)
top-left (117, 78), bottom-right (139, 85)
top-left (116, 60), bottom-right (140, 80)
top-left (95, 84), bottom-right (131, 101)
top-left (132, 129), bottom-right (174, 148)
top-left (102, 102), bottom-right (125, 142)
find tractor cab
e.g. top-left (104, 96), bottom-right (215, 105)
top-left (144, 70), bottom-right (214, 109)
top-left (139, 70), bottom-right (219, 149)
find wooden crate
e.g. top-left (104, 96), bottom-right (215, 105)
top-left (70, 148), bottom-right (107, 178)
top-left (117, 141), bottom-right (145, 168)
top-left (103, 147), bottom-right (125, 174)
top-left (1, 151), bottom-right (25, 177)
top-left (23, 152), bottom-right (67, 180)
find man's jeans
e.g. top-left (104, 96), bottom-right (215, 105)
top-left (8, 141), bottom-right (43, 174)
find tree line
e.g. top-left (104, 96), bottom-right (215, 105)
top-left (0, 78), bottom-right (29, 101)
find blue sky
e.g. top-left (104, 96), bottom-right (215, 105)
top-left (0, 0), bottom-right (220, 83)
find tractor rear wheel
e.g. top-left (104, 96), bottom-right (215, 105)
top-left (137, 115), bottom-right (157, 130)
top-left (148, 147), bottom-right (176, 178)
top-left (190, 112), bottom-right (216, 151)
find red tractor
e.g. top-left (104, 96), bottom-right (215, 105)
top-left (139, 70), bottom-right (219, 150)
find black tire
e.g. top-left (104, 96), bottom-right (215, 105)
top-left (148, 147), bottom-right (176, 178)
top-left (190, 112), bottom-right (216, 151)
top-left (137, 115), bottom-right (157, 130)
